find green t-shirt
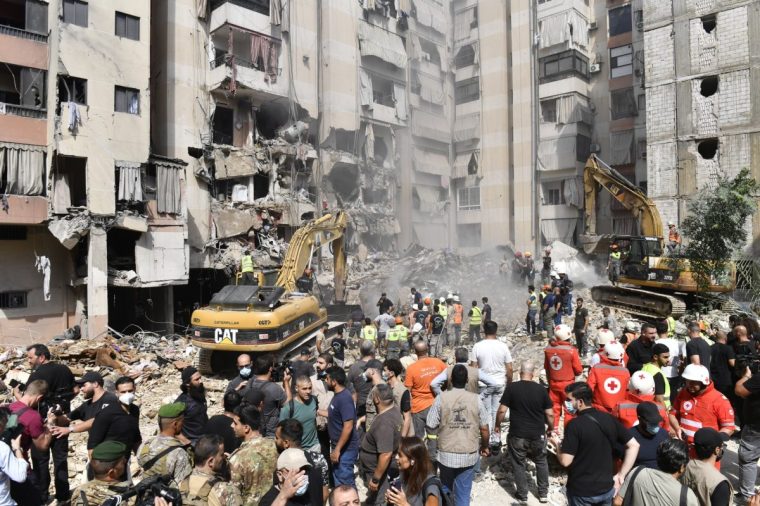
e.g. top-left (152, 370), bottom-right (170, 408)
top-left (279, 396), bottom-right (319, 450)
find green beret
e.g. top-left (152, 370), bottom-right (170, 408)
top-left (158, 402), bottom-right (186, 419)
top-left (91, 441), bottom-right (127, 462)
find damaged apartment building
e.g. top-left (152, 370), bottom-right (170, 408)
top-left (0, 0), bottom-right (188, 342)
top-left (643, 0), bottom-right (760, 255)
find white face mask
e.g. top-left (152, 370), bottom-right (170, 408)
top-left (295, 476), bottom-right (309, 496)
top-left (119, 392), bottom-right (135, 405)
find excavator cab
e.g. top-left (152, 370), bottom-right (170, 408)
top-left (613, 235), bottom-right (665, 281)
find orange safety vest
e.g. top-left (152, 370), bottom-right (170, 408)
top-left (588, 357), bottom-right (631, 414)
top-left (613, 391), bottom-right (669, 430)
top-left (669, 228), bottom-right (682, 244)
top-left (672, 383), bottom-right (735, 443)
top-left (452, 303), bottom-right (464, 325)
top-left (544, 343), bottom-right (582, 384)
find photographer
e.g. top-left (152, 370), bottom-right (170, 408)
top-left (15, 344), bottom-right (74, 504)
top-left (244, 354), bottom-right (286, 438)
top-left (734, 362), bottom-right (760, 501)
top-left (0, 407), bottom-right (29, 505)
top-left (51, 372), bottom-right (117, 442)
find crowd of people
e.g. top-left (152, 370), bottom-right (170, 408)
top-left (2, 279), bottom-right (760, 506)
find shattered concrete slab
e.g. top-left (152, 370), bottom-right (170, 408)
top-left (48, 213), bottom-right (90, 249)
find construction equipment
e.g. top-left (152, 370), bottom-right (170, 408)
top-left (189, 211), bottom-right (350, 373)
top-left (581, 155), bottom-right (735, 319)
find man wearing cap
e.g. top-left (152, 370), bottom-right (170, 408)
top-left (71, 441), bottom-right (131, 506)
top-left (176, 366), bottom-right (208, 444)
top-left (588, 341), bottom-right (630, 414)
top-left (360, 384), bottom-right (402, 506)
top-left (544, 324), bottom-right (582, 430)
top-left (52, 371), bottom-right (117, 441)
top-left (628, 402), bottom-right (670, 470)
top-left (180, 434), bottom-right (242, 506)
top-left (137, 402), bottom-right (192, 485)
top-left (260, 448), bottom-right (312, 506)
top-left (625, 322), bottom-right (657, 375)
top-left (670, 364), bottom-right (735, 457)
top-left (230, 404), bottom-right (278, 505)
top-left (682, 427), bottom-right (732, 505)
top-left (642, 343), bottom-right (672, 410)
top-left (612, 371), bottom-right (670, 431)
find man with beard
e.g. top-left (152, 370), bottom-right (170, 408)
top-left (229, 404), bottom-right (279, 505)
top-left (325, 366), bottom-right (360, 487)
top-left (311, 353), bottom-right (334, 464)
top-left (179, 434), bottom-right (243, 505)
top-left (137, 402), bottom-right (193, 485)
top-left (227, 354), bottom-right (253, 393)
top-left (176, 366), bottom-right (208, 444)
top-left (245, 354), bottom-right (287, 438)
top-left (51, 371), bottom-right (117, 441)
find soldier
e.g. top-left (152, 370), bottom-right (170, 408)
top-left (137, 402), bottom-right (192, 485)
top-left (71, 441), bottom-right (132, 506)
top-left (229, 404), bottom-right (278, 505)
top-left (544, 324), bottom-right (583, 430)
top-left (180, 434), bottom-right (243, 506)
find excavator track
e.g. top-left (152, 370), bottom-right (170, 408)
top-left (591, 285), bottom-right (687, 320)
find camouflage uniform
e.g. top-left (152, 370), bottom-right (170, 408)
top-left (229, 437), bottom-right (278, 506)
top-left (137, 435), bottom-right (193, 486)
top-left (71, 479), bottom-right (135, 506)
top-left (180, 469), bottom-right (243, 506)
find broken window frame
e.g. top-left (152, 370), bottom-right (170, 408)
top-left (62, 0), bottom-right (88, 27)
top-left (457, 186), bottom-right (480, 211)
top-left (0, 291), bottom-right (27, 309)
top-left (610, 44), bottom-right (633, 79)
top-left (115, 11), bottom-right (140, 41)
top-left (370, 74), bottom-right (396, 108)
top-left (114, 86), bottom-right (140, 115)
top-left (455, 77), bottom-right (480, 104)
top-left (57, 75), bottom-right (87, 105)
top-left (608, 4), bottom-right (631, 37)
top-left (610, 87), bottom-right (637, 120)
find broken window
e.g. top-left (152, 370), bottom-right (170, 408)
top-left (456, 223), bottom-right (481, 248)
top-left (334, 130), bottom-right (357, 154)
top-left (576, 134), bottom-right (591, 162)
top-left (371, 74), bottom-right (395, 107)
top-left (0, 225), bottom-right (27, 240)
top-left (62, 0), bottom-right (88, 27)
top-left (610, 87), bottom-right (637, 120)
top-left (0, 291), bottom-right (27, 309)
top-left (58, 75), bottom-right (87, 105)
top-left (701, 14), bottom-right (716, 34)
top-left (697, 138), bottom-right (718, 159)
top-left (0, 64), bottom-right (46, 110)
top-left (638, 94), bottom-right (646, 111)
top-left (610, 44), bottom-right (633, 78)
top-left (455, 45), bottom-right (476, 68)
top-left (418, 38), bottom-right (441, 67)
top-left (541, 99), bottom-right (558, 123)
top-left (455, 77), bottom-right (480, 104)
top-left (700, 76), bottom-right (719, 97)
top-left (107, 228), bottom-right (139, 271)
top-left (213, 106), bottom-right (234, 145)
top-left (457, 186), bottom-right (480, 211)
top-left (539, 50), bottom-right (588, 83)
top-left (52, 154), bottom-right (87, 210)
top-left (114, 86), bottom-right (140, 115)
top-left (115, 11), bottom-right (140, 40)
top-left (608, 5), bottom-right (631, 36)
top-left (0, 0), bottom-right (47, 34)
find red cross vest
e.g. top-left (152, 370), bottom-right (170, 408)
top-left (544, 342), bottom-right (582, 383)
top-left (612, 391), bottom-right (669, 429)
top-left (588, 356), bottom-right (631, 413)
top-left (672, 383), bottom-right (735, 444)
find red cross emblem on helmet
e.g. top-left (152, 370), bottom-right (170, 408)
top-left (550, 355), bottom-right (563, 371)
top-left (604, 377), bottom-right (622, 394)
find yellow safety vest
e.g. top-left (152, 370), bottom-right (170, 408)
top-left (667, 316), bottom-right (676, 337)
top-left (397, 326), bottom-right (409, 340)
top-left (610, 251), bottom-right (621, 261)
top-left (386, 328), bottom-right (401, 342)
top-left (439, 306), bottom-right (448, 319)
top-left (362, 326), bottom-right (377, 341)
top-left (469, 307), bottom-right (482, 325)
top-left (241, 255), bottom-right (254, 273)
top-left (528, 293), bottom-right (539, 310)
top-left (642, 362), bottom-right (671, 409)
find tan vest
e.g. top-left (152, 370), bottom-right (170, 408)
top-left (438, 389), bottom-right (480, 454)
top-left (682, 459), bottom-right (732, 505)
top-left (445, 365), bottom-right (480, 394)
top-left (390, 381), bottom-right (414, 436)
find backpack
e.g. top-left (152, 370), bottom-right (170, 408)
top-left (179, 475), bottom-right (221, 505)
top-left (422, 475), bottom-right (454, 506)
top-left (0, 405), bottom-right (29, 445)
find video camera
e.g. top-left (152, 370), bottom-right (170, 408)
top-left (101, 475), bottom-right (182, 506)
top-left (736, 354), bottom-right (760, 377)
top-left (271, 361), bottom-right (295, 383)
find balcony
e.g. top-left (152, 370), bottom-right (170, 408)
top-left (210, 0), bottom-right (269, 16)
top-left (0, 195), bottom-right (48, 224)
top-left (0, 23), bottom-right (47, 43)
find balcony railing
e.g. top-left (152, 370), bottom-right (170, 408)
top-left (0, 24), bottom-right (48, 43)
top-left (209, 54), bottom-right (282, 76)
top-left (1, 103), bottom-right (47, 119)
top-left (210, 0), bottom-right (269, 16)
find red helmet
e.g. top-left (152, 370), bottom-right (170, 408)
top-left (515, 251), bottom-right (523, 258)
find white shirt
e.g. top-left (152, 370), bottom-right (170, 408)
top-left (471, 338), bottom-right (513, 385)
top-left (655, 337), bottom-right (686, 378)
top-left (374, 313), bottom-right (396, 333)
top-left (0, 440), bottom-right (28, 506)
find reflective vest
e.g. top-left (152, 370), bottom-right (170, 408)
top-left (469, 307), bottom-right (482, 325)
top-left (452, 303), bottom-right (464, 325)
top-left (667, 316), bottom-right (676, 337)
top-left (362, 325), bottom-right (377, 341)
top-left (610, 251), bottom-right (621, 261)
top-left (641, 362), bottom-right (671, 409)
top-left (544, 343), bottom-right (582, 383)
top-left (241, 255), bottom-right (254, 273)
top-left (439, 305), bottom-right (448, 319)
top-left (386, 327), bottom-right (401, 342)
top-left (612, 391), bottom-right (669, 429)
top-left (672, 383), bottom-right (735, 443)
top-left (397, 326), bottom-right (409, 341)
top-left (527, 292), bottom-right (539, 310)
top-left (588, 357), bottom-right (631, 413)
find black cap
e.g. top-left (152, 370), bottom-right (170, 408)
top-left (181, 366), bottom-right (198, 385)
top-left (636, 401), bottom-right (662, 425)
top-left (75, 371), bottom-right (104, 385)
top-left (694, 427), bottom-right (725, 450)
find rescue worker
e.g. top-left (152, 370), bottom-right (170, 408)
top-left (512, 252), bottom-right (526, 284)
top-left (587, 342), bottom-right (630, 414)
top-left (395, 316), bottom-right (410, 354)
top-left (670, 364), bottom-right (735, 458)
top-left (544, 324), bottom-right (583, 430)
top-left (666, 314), bottom-right (677, 338)
top-left (437, 296), bottom-right (449, 346)
top-left (240, 250), bottom-right (257, 285)
top-left (538, 284), bottom-right (551, 332)
top-left (415, 304), bottom-right (430, 329)
top-left (540, 247), bottom-right (552, 285)
top-left (558, 270), bottom-right (573, 316)
top-left (467, 301), bottom-right (482, 343)
top-left (427, 305), bottom-right (446, 357)
top-left (385, 321), bottom-right (402, 359)
top-left (360, 318), bottom-right (377, 343)
top-left (524, 251), bottom-right (535, 285)
top-left (450, 295), bottom-right (464, 346)
top-left (525, 285), bottom-right (539, 335)
top-left (589, 328), bottom-right (616, 367)
top-left (642, 343), bottom-right (672, 410)
top-left (612, 371), bottom-right (670, 431)
top-left (295, 268), bottom-right (314, 293)
top-left (667, 221), bottom-right (682, 255)
top-left (621, 320), bottom-right (639, 348)
top-left (608, 243), bottom-right (621, 285)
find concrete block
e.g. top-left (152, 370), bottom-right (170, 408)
top-left (647, 142), bottom-right (678, 198)
top-left (645, 26), bottom-right (675, 84)
top-left (719, 70), bottom-right (751, 128)
top-left (645, 84), bottom-right (677, 141)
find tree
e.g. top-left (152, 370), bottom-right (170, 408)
top-left (681, 168), bottom-right (759, 291)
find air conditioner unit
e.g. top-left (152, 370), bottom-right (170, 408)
top-left (589, 63), bottom-right (601, 74)
top-left (590, 143), bottom-right (601, 153)
top-left (636, 21), bottom-right (644, 31)
top-left (641, 150), bottom-right (647, 159)
top-left (588, 21), bottom-right (598, 31)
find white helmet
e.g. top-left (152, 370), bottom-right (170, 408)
top-left (446, 293), bottom-right (454, 300)
top-left (668, 221), bottom-right (675, 226)
top-left (558, 269), bottom-right (566, 275)
top-left (595, 329), bottom-right (615, 347)
top-left (605, 342), bottom-right (624, 361)
top-left (439, 297), bottom-right (446, 303)
top-left (550, 271), bottom-right (559, 278)
top-left (453, 295), bottom-right (460, 302)
top-left (682, 364), bottom-right (710, 386)
top-left (422, 305), bottom-right (428, 311)
top-left (412, 304), bottom-right (419, 310)
top-left (554, 324), bottom-right (572, 341)
top-left (624, 321), bottom-right (639, 333)
top-left (629, 371), bottom-right (655, 396)
top-left (412, 322), bottom-right (423, 333)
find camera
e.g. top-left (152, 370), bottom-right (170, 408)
top-left (101, 475), bottom-right (182, 506)
top-left (736, 354), bottom-right (760, 377)
top-left (271, 361), bottom-right (294, 382)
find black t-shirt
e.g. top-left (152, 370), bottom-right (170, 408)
top-left (291, 360), bottom-right (314, 379)
top-left (69, 392), bottom-right (119, 421)
top-left (711, 481), bottom-right (731, 506)
top-left (87, 403), bottom-right (141, 452)
top-left (330, 338), bottom-right (347, 361)
top-left (206, 414), bottom-right (239, 453)
top-left (741, 374), bottom-right (760, 423)
top-left (430, 314), bottom-right (445, 335)
top-left (653, 372), bottom-right (666, 396)
top-left (686, 338), bottom-right (712, 371)
top-left (28, 362), bottom-right (75, 411)
top-left (626, 339), bottom-right (654, 374)
top-left (482, 304), bottom-right (492, 322)
top-left (573, 308), bottom-right (589, 330)
top-left (415, 311), bottom-right (429, 326)
top-left (259, 486), bottom-right (310, 506)
top-left (347, 360), bottom-right (373, 408)
top-left (499, 381), bottom-right (552, 439)
top-left (710, 343), bottom-right (736, 386)
top-left (561, 409), bottom-right (632, 496)
top-left (399, 390), bottom-right (411, 413)
top-left (175, 392), bottom-right (209, 443)
top-left (378, 298), bottom-right (393, 314)
top-left (628, 425), bottom-right (668, 469)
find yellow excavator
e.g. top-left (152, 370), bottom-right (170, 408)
top-left (189, 211), bottom-right (349, 373)
top-left (581, 154), bottom-right (735, 319)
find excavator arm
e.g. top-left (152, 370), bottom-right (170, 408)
top-left (582, 154), bottom-right (663, 252)
top-left (275, 211), bottom-right (349, 302)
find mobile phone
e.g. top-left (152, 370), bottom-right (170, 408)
top-left (389, 476), bottom-right (401, 491)
top-left (8, 379), bottom-right (20, 389)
